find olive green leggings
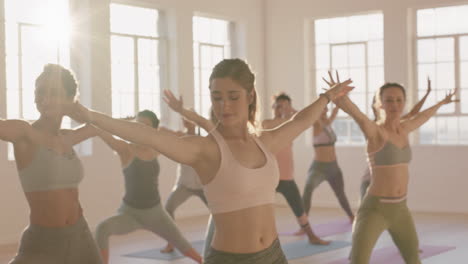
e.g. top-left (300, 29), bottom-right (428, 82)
top-left (351, 195), bottom-right (421, 264)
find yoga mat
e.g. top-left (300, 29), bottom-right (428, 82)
top-left (282, 240), bottom-right (351, 260)
top-left (124, 240), bottom-right (205, 261)
top-left (280, 218), bottom-right (353, 237)
top-left (124, 239), bottom-right (351, 261)
top-left (328, 244), bottom-right (456, 264)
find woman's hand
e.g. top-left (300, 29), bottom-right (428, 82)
top-left (440, 89), bottom-right (459, 105)
top-left (322, 71), bottom-right (354, 101)
top-left (64, 101), bottom-right (92, 124)
top-left (163, 90), bottom-right (184, 113)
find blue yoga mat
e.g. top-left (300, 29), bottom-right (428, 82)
top-left (282, 240), bottom-right (351, 260)
top-left (124, 239), bottom-right (350, 261)
top-left (124, 240), bottom-right (205, 261)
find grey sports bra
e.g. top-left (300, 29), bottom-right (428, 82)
top-left (19, 145), bottom-right (84, 192)
top-left (313, 126), bottom-right (337, 147)
top-left (368, 141), bottom-right (412, 167)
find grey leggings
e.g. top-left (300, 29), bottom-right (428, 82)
top-left (303, 160), bottom-right (353, 218)
top-left (165, 185), bottom-right (207, 219)
top-left (10, 216), bottom-right (102, 264)
top-left (95, 202), bottom-right (192, 253)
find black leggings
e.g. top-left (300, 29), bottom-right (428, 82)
top-left (276, 180), bottom-right (305, 217)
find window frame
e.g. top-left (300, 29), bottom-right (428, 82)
top-left (109, 3), bottom-right (168, 119)
top-left (413, 5), bottom-right (468, 145)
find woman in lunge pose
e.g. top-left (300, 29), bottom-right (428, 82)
top-left (327, 71), bottom-right (458, 264)
top-left (93, 110), bottom-right (202, 263)
top-left (67, 59), bottom-right (352, 263)
top-left (1, 64), bottom-right (102, 264)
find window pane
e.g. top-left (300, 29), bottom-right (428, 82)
top-left (368, 40), bottom-right (383, 66)
top-left (417, 9), bottom-right (435, 37)
top-left (348, 15), bottom-right (368, 42)
top-left (314, 19), bottom-right (330, 44)
top-left (193, 16), bottom-right (232, 118)
top-left (368, 66), bottom-right (384, 92)
top-left (368, 14), bottom-right (383, 40)
top-left (331, 45), bottom-right (348, 68)
top-left (111, 35), bottom-right (135, 117)
top-left (435, 62), bottom-right (455, 89)
top-left (418, 63), bottom-right (435, 90)
top-left (417, 39), bottom-right (435, 63)
top-left (461, 62), bottom-right (468, 88)
top-left (435, 38), bottom-right (454, 62)
top-left (461, 89), bottom-right (468, 114)
top-left (419, 118), bottom-right (436, 144)
top-left (460, 117), bottom-right (468, 144)
top-left (348, 44), bottom-right (365, 67)
top-left (459, 6), bottom-right (468, 34)
top-left (315, 44), bottom-right (330, 69)
top-left (329, 17), bottom-right (347, 43)
top-left (461, 37), bottom-right (468, 61)
top-left (436, 117), bottom-right (458, 145)
top-left (110, 4), bottom-right (158, 37)
top-left (333, 119), bottom-right (349, 143)
top-left (435, 7), bottom-right (458, 35)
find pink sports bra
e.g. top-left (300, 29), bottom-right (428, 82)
top-left (203, 129), bottom-right (280, 214)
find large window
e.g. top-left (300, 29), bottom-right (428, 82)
top-left (314, 13), bottom-right (384, 144)
top-left (193, 16), bottom-right (233, 119)
top-left (110, 3), bottom-right (166, 118)
top-left (5, 0), bottom-right (70, 121)
top-left (416, 5), bottom-right (468, 145)
top-left (5, 0), bottom-right (72, 159)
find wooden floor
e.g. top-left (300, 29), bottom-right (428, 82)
top-left (1, 206), bottom-right (467, 263)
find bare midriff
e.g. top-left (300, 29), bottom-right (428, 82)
top-left (26, 188), bottom-right (82, 227)
top-left (211, 204), bottom-right (277, 253)
top-left (368, 165), bottom-right (409, 198)
top-left (314, 145), bottom-right (337, 162)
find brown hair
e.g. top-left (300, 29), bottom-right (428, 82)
top-left (379, 82), bottom-right (406, 100)
top-left (209, 59), bottom-right (259, 128)
top-left (137, 110), bottom-right (160, 128)
top-left (35, 64), bottom-right (78, 100)
top-left (272, 92), bottom-right (291, 103)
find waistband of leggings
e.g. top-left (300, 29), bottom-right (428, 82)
top-left (27, 215), bottom-right (87, 236)
top-left (209, 237), bottom-right (281, 257)
top-left (366, 194), bottom-right (407, 204)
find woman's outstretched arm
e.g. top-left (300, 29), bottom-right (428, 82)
top-left (67, 103), bottom-right (205, 166)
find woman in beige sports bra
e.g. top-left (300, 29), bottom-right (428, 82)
top-left (0, 64), bottom-right (102, 263)
top-left (327, 71), bottom-right (458, 264)
top-left (66, 59), bottom-right (352, 263)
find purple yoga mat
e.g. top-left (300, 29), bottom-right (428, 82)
top-left (279, 219), bottom-right (353, 237)
top-left (328, 244), bottom-right (456, 264)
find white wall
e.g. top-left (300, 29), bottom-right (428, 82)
top-left (0, 0), bottom-right (266, 245)
top-left (265, 0), bottom-right (468, 214)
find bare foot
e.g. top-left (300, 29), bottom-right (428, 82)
top-left (309, 237), bottom-right (331, 245)
top-left (293, 228), bottom-right (306, 236)
top-left (160, 244), bottom-right (174, 253)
